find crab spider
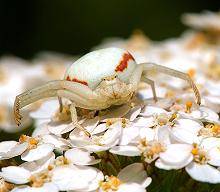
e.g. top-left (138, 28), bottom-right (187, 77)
top-left (14, 47), bottom-right (201, 136)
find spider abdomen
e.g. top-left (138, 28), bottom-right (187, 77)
top-left (64, 47), bottom-right (137, 89)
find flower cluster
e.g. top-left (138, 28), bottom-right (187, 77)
top-left (0, 11), bottom-right (220, 192)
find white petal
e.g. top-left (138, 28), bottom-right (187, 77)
top-left (0, 166), bottom-right (31, 184)
top-left (118, 163), bottom-right (151, 187)
top-left (99, 104), bottom-right (131, 120)
top-left (11, 183), bottom-right (59, 192)
top-left (119, 126), bottom-right (140, 145)
top-left (186, 162), bottom-right (220, 183)
top-left (65, 148), bottom-right (100, 165)
top-left (20, 152), bottom-right (55, 174)
top-left (110, 146), bottom-right (141, 156)
top-left (208, 147), bottom-right (220, 167)
top-left (117, 183), bottom-right (146, 192)
top-left (0, 142), bottom-right (28, 160)
top-left (155, 159), bottom-right (183, 170)
top-left (133, 117), bottom-right (155, 127)
top-left (52, 165), bottom-right (88, 191)
top-left (125, 106), bottom-right (142, 121)
top-left (140, 106), bottom-right (167, 117)
top-left (157, 126), bottom-right (171, 145)
top-left (32, 123), bottom-right (50, 137)
top-left (99, 122), bottom-right (122, 146)
top-left (72, 169), bottom-right (104, 192)
top-left (159, 144), bottom-right (193, 168)
top-left (21, 143), bottom-right (54, 162)
top-left (47, 121), bottom-right (72, 135)
top-left (139, 127), bottom-right (156, 141)
top-left (175, 119), bottom-right (202, 133)
top-left (0, 141), bottom-right (17, 153)
top-left (204, 96), bottom-right (220, 113)
top-left (41, 134), bottom-right (71, 150)
top-left (82, 116), bottom-right (100, 133)
top-left (92, 123), bottom-right (108, 135)
top-left (170, 127), bottom-right (197, 144)
top-left (30, 99), bottom-right (59, 119)
top-left (201, 137), bottom-right (220, 151)
top-left (52, 165), bottom-right (99, 191)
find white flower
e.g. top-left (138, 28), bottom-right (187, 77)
top-left (97, 163), bottom-right (151, 192)
top-left (70, 120), bottom-right (122, 152)
top-left (156, 139), bottom-right (220, 183)
top-left (0, 140), bottom-right (28, 160)
top-left (64, 148), bottom-right (101, 165)
top-left (51, 164), bottom-right (104, 191)
top-left (0, 135), bottom-right (55, 162)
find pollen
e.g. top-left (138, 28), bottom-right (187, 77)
top-left (185, 101), bottom-right (193, 113)
top-left (138, 139), bottom-right (166, 163)
top-left (121, 118), bottom-right (128, 128)
top-left (19, 135), bottom-right (39, 150)
top-left (199, 123), bottom-right (220, 137)
top-left (115, 52), bottom-right (134, 72)
top-left (191, 143), bottom-right (209, 164)
top-left (54, 156), bottom-right (70, 166)
top-left (187, 68), bottom-right (196, 78)
top-left (99, 176), bottom-right (121, 191)
top-left (0, 178), bottom-right (14, 192)
top-left (53, 104), bottom-right (71, 122)
top-left (30, 171), bottom-right (51, 188)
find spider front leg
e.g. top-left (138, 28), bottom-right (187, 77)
top-left (69, 103), bottom-right (91, 137)
top-left (140, 63), bottom-right (201, 105)
top-left (141, 76), bottom-right (157, 102)
top-left (14, 80), bottom-right (101, 126)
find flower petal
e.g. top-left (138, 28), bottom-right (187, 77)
top-left (65, 148), bottom-right (100, 165)
top-left (110, 146), bottom-right (141, 156)
top-left (0, 166), bottom-right (31, 184)
top-left (21, 143), bottom-right (54, 162)
top-left (159, 144), bottom-right (193, 168)
top-left (118, 163), bottom-right (151, 187)
top-left (186, 162), bottom-right (220, 184)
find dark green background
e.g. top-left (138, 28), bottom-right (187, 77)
top-left (0, 0), bottom-right (219, 58)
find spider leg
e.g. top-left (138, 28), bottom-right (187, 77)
top-left (140, 63), bottom-right (201, 105)
top-left (141, 76), bottom-right (157, 102)
top-left (14, 80), bottom-right (102, 126)
top-left (58, 96), bottom-right (63, 112)
top-left (69, 103), bottom-right (91, 137)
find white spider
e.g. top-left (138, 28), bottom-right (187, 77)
top-left (14, 47), bottom-right (201, 136)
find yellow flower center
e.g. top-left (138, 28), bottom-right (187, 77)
top-left (0, 178), bottom-right (14, 191)
top-left (99, 176), bottom-right (121, 192)
top-left (19, 135), bottom-right (39, 150)
top-left (199, 123), bottom-right (220, 137)
top-left (53, 104), bottom-right (71, 122)
top-left (191, 143), bottom-right (209, 164)
top-left (30, 170), bottom-right (51, 188)
top-left (187, 68), bottom-right (196, 78)
top-left (154, 113), bottom-right (177, 127)
top-left (54, 156), bottom-right (70, 166)
top-left (138, 139), bottom-right (166, 162)
top-left (185, 101), bottom-right (193, 113)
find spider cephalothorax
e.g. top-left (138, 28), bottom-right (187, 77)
top-left (14, 47), bottom-right (201, 136)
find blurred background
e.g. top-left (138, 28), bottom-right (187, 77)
top-left (0, 0), bottom-right (219, 58)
